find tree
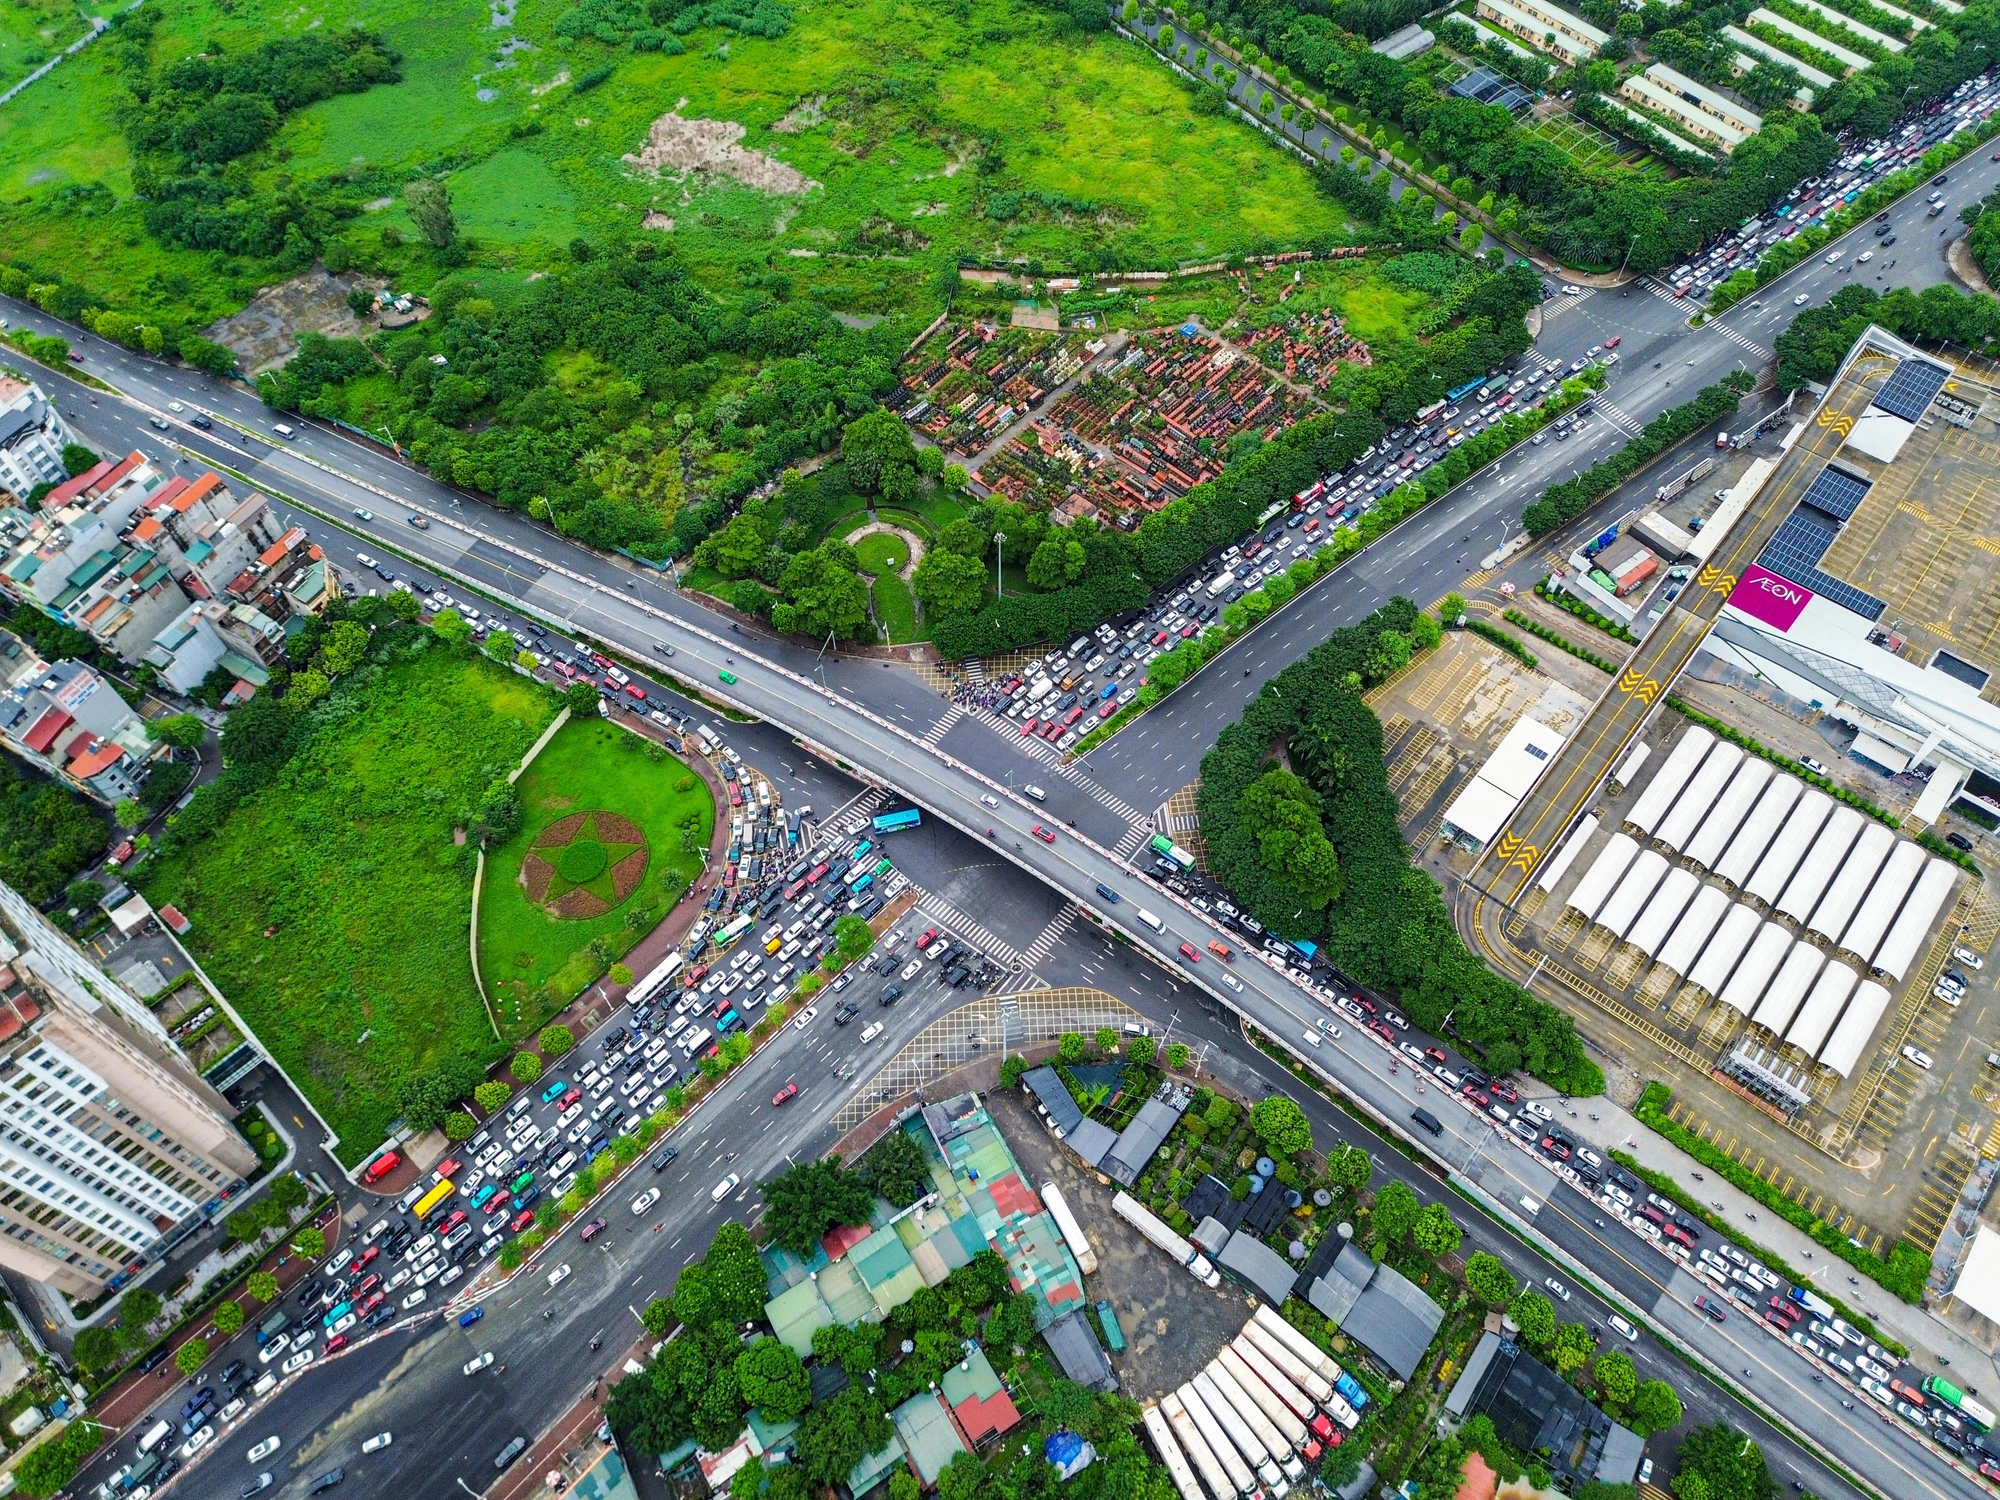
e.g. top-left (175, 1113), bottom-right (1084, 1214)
top-left (1508, 1289), bottom-right (1555, 1349)
top-left (1236, 768), bottom-right (1342, 909)
top-left (175, 1338), bottom-right (209, 1378)
top-left (1369, 1180), bottom-right (1420, 1247)
top-left (1166, 1041), bottom-right (1190, 1069)
top-left (707, 1222), bottom-right (769, 1324)
top-left (405, 177), bottom-right (456, 249)
top-left (1093, 1027), bottom-right (1117, 1055)
top-left (890, 1473), bottom-right (922, 1500)
top-left (149, 712), bottom-right (206, 749)
top-left (1629, 1379), bottom-right (1683, 1435)
top-left (511, 1051), bottom-right (544, 1083)
top-left (444, 1110), bottom-right (476, 1141)
top-left (779, 544), bottom-right (869, 641)
top-left (292, 1225), bottom-right (326, 1259)
top-left (1551, 1320), bottom-right (1596, 1375)
top-left (113, 798), bottom-right (142, 830)
top-left (1437, 591), bottom-right (1466, 625)
top-left (14, 1419), bottom-right (103, 1499)
top-left (1411, 1202), bottom-right (1461, 1256)
top-left (564, 681), bottom-right (600, 715)
top-left (213, 1301), bottom-right (246, 1336)
top-left (1127, 1035), bottom-right (1156, 1066)
top-left (118, 1286), bottom-right (162, 1333)
top-left (247, 1271), bottom-right (279, 1305)
top-left (760, 1158), bottom-right (875, 1257)
top-left (431, 608), bottom-right (473, 653)
top-left (640, 1297), bottom-right (675, 1335)
top-left (1026, 535), bottom-right (1085, 590)
top-left (475, 1080), bottom-right (513, 1113)
top-left (937, 1451), bottom-right (987, 1500)
top-left (1464, 1252), bottom-right (1515, 1308)
top-left (912, 549), bottom-right (985, 619)
top-left (841, 410), bottom-right (921, 499)
top-left (834, 914), bottom-right (875, 962)
top-left (220, 691), bottom-right (291, 769)
top-left (797, 1387), bottom-right (894, 1490)
top-left (1056, 1032), bottom-right (1085, 1064)
top-left (320, 620), bottom-right (370, 675)
top-left (539, 1023), bottom-right (576, 1055)
top-left (737, 1336), bottom-right (812, 1420)
top-left (1673, 1424), bottom-right (1774, 1500)
top-left (1595, 1349), bottom-right (1637, 1408)
top-left (1250, 1096), bottom-right (1312, 1155)
top-left (812, 1321), bottom-right (882, 1382)
top-left (71, 1325), bottom-right (122, 1375)
top-left (859, 1128), bottom-right (930, 1206)
top-left (268, 1173), bottom-right (309, 1214)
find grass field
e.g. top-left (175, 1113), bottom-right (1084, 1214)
top-left (477, 714), bottom-right (712, 1026)
top-left (0, 0), bottom-right (1357, 327)
top-left (852, 531), bottom-right (910, 574)
top-left (139, 647), bottom-right (556, 1163)
top-left (872, 572), bottom-right (919, 643)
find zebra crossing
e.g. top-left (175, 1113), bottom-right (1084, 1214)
top-left (921, 705), bottom-right (965, 746)
top-left (1592, 397), bottom-right (1643, 438)
top-left (812, 785), bottom-right (887, 845)
top-left (1112, 823), bottom-right (1153, 861)
top-left (1017, 908), bottom-right (1077, 971)
top-left (916, 893), bottom-right (1023, 968)
top-left (960, 707), bottom-right (1148, 823)
top-left (1706, 317), bottom-right (1771, 360)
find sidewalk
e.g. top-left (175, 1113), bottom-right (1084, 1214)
top-left (488, 1366), bottom-right (612, 1500)
top-left (1563, 1093), bottom-right (1997, 1379)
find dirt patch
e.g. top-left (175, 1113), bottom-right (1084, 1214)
top-left (596, 813), bottom-right (644, 845)
top-left (201, 267), bottom-right (385, 376)
top-left (521, 854), bottom-right (555, 903)
top-left (609, 847), bottom-right (648, 902)
top-left (622, 110), bottom-right (819, 194)
top-left (531, 69), bottom-right (569, 96)
top-left (535, 812), bottom-right (590, 848)
top-left (642, 211), bottom-right (675, 232)
top-left (771, 94), bottom-right (826, 133)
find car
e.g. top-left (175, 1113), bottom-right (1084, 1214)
top-left (1206, 939), bottom-right (1233, 961)
top-left (309, 1468), bottom-right (346, 1494)
top-left (632, 1187), bottom-right (661, 1215)
top-left (981, 794), bottom-right (998, 808)
top-left (1639, 1460), bottom-right (1654, 1485)
top-left (1544, 1277), bottom-right (1571, 1301)
top-left (1901, 1044), bottom-right (1934, 1069)
top-left (1858, 250), bottom-right (1874, 262)
top-left (399, 1289), bottom-right (426, 1311)
top-left (510, 1207), bottom-right (535, 1232)
top-left (547, 1262), bottom-right (572, 1287)
top-left (1954, 945), bottom-right (1984, 969)
top-left (579, 1217), bottom-right (608, 1242)
top-left (712, 1173), bottom-right (740, 1202)
top-left (458, 1307), bottom-right (485, 1329)
top-left (1561, 284), bottom-right (1581, 295)
top-left (1694, 1295), bottom-right (1728, 1323)
top-left (652, 1145), bottom-right (679, 1172)
top-left (248, 1436), bottom-right (283, 1463)
top-left (352, 508), bottom-right (373, 522)
top-left (495, 1437), bottom-right (529, 1472)
top-left (1800, 756), bottom-right (1829, 776)
top-left (363, 1432), bottom-right (394, 1455)
top-left (1604, 335), bottom-right (1621, 348)
top-left (915, 927), bottom-right (939, 950)
top-left (1031, 824), bottom-right (1056, 844)
top-left (772, 1082), bottom-right (799, 1106)
top-left (1022, 784), bottom-right (1047, 801)
top-left (243, 1476), bottom-right (275, 1497)
top-left (1824, 249), bottom-right (1843, 264)
top-left (1608, 1314), bottom-right (1638, 1341)
top-left (1177, 942), bottom-right (1199, 964)
top-left (1793, 293), bottom-right (1811, 305)
top-left (326, 1312), bottom-right (357, 1339)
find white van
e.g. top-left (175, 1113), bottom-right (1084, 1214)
top-left (711, 1173), bottom-right (740, 1202)
top-left (1135, 908), bottom-right (1164, 933)
top-left (137, 1420), bottom-right (174, 1455)
top-left (271, 422), bottom-right (296, 439)
top-left (860, 1022), bottom-right (884, 1043)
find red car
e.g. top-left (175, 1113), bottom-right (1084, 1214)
top-left (579, 1217), bottom-right (608, 1243)
top-left (1177, 943), bottom-right (1199, 964)
top-left (1605, 335), bottom-right (1622, 348)
top-left (362, 1151), bottom-right (400, 1183)
top-left (728, 785), bottom-right (744, 806)
top-left (326, 1333), bottom-right (348, 1354)
top-left (772, 1083), bottom-right (799, 1106)
top-left (553, 661), bottom-right (576, 679)
top-left (1097, 702), bottom-right (1116, 719)
top-left (557, 1088), bottom-right (582, 1111)
top-left (916, 927), bottom-right (939, 950)
top-left (511, 1209), bottom-right (536, 1232)
top-left (439, 1210), bottom-right (467, 1234)
top-left (807, 862), bottom-right (831, 884)
top-left (359, 1291), bottom-right (386, 1315)
top-left (1152, 630), bottom-right (1169, 645)
top-left (1207, 939), bottom-right (1233, 961)
top-left (1031, 824), bottom-right (1056, 844)
top-left (484, 1193), bottom-right (510, 1215)
top-left (355, 1244), bottom-right (381, 1269)
top-left (589, 652), bottom-right (612, 670)
top-left (355, 1274), bottom-right (381, 1300)
top-left (624, 684), bottom-right (647, 701)
top-left (1022, 717), bottom-right (1041, 735)
top-left (434, 1158), bottom-right (462, 1181)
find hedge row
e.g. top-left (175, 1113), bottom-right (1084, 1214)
top-left (1534, 578), bottom-right (1637, 642)
top-left (1663, 698), bottom-right (1905, 833)
top-left (1633, 1082), bottom-right (1931, 1303)
top-left (1522, 376), bottom-right (1751, 537)
top-left (1466, 619), bottom-right (1535, 667)
top-left (1197, 599), bottom-right (1603, 1095)
top-left (1501, 610), bottom-right (1617, 674)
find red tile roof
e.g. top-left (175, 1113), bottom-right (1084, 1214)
top-left (67, 738), bottom-right (124, 779)
top-left (21, 707), bottom-right (72, 754)
top-left (40, 461), bottom-right (114, 510)
top-left (176, 472), bottom-right (223, 510)
top-left (145, 476), bottom-right (191, 512)
top-left (132, 516), bottom-right (165, 543)
top-left (949, 1390), bottom-right (1021, 1446)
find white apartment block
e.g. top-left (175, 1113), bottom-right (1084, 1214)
top-left (0, 379), bottom-right (72, 507)
top-left (1620, 66), bottom-right (1761, 152)
top-left (1474, 0), bottom-right (1607, 65)
top-left (1723, 25), bottom-right (1837, 88)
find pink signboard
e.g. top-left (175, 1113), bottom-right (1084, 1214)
top-left (1728, 564), bottom-right (1814, 630)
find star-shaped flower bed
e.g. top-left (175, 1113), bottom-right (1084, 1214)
top-left (520, 811), bottom-right (650, 919)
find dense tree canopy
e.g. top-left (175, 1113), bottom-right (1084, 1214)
top-left (760, 1157), bottom-right (875, 1256)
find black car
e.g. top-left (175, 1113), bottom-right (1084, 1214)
top-left (189, 412), bottom-right (213, 429)
top-left (878, 984), bottom-right (902, 1008)
top-left (834, 1001), bottom-right (860, 1025)
top-left (652, 1145), bottom-right (679, 1172)
top-left (220, 1359), bottom-right (247, 1385)
top-left (308, 1468), bottom-right (345, 1494)
top-left (364, 1305), bottom-right (396, 1328)
top-left (1948, 831), bottom-right (1974, 852)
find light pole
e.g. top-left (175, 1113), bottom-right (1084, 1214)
top-left (994, 532), bottom-right (1006, 600)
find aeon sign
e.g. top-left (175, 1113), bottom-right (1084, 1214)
top-left (1727, 564), bottom-right (1814, 630)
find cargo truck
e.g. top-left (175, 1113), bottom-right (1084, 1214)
top-left (1177, 1383), bottom-right (1259, 1499)
top-left (1142, 1404), bottom-right (1209, 1500)
top-left (1185, 1378), bottom-right (1281, 1494)
top-left (1113, 1192), bottom-right (1221, 1287)
top-left (1162, 1391), bottom-right (1242, 1500)
top-left (1206, 1362), bottom-right (1305, 1481)
top-left (1042, 1182), bottom-right (1099, 1275)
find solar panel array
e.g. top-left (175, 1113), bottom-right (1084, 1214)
top-left (1757, 506), bottom-right (1887, 621)
top-left (1872, 358), bottom-right (1951, 423)
top-left (1799, 466), bottom-right (1871, 522)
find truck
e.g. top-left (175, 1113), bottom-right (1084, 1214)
top-left (1191, 1373), bottom-right (1286, 1492)
top-left (1253, 1307), bottom-right (1340, 1383)
top-left (1614, 556), bottom-right (1658, 597)
top-left (1205, 569), bottom-right (1239, 599)
top-left (1239, 1322), bottom-right (1332, 1404)
top-left (1162, 1390), bottom-right (1243, 1500)
top-left (1042, 1182), bottom-right (1099, 1274)
top-left (1217, 1348), bottom-right (1308, 1449)
top-left (256, 1308), bottom-right (292, 1346)
top-left (1179, 1380), bottom-right (1269, 1497)
top-left (1230, 1335), bottom-right (1321, 1422)
top-left (1142, 1404), bottom-right (1209, 1500)
top-left (1787, 1285), bottom-right (1835, 1320)
top-left (1113, 1192), bottom-right (1221, 1287)
top-left (1206, 1362), bottom-right (1305, 1480)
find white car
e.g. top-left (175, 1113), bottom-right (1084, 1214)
top-left (353, 508), bottom-right (374, 522)
top-left (1954, 946), bottom-right (1984, 969)
top-left (795, 1005), bottom-right (819, 1031)
top-left (1857, 250), bottom-right (1874, 262)
top-left (400, 1288), bottom-right (427, 1310)
top-left (463, 1352), bottom-right (495, 1376)
top-left (248, 1436), bottom-right (283, 1463)
top-left (1901, 1044), bottom-right (1934, 1069)
top-left (281, 1349), bottom-right (315, 1374)
top-left (1561, 284), bottom-right (1582, 295)
top-left (1608, 1314), bottom-right (1638, 1341)
top-left (258, 1336), bottom-right (292, 1365)
top-left (712, 1172), bottom-right (741, 1202)
top-left (218, 1398), bottom-right (246, 1426)
top-left (326, 1313), bottom-right (357, 1339)
top-left (980, 794), bottom-right (998, 808)
top-left (1545, 1277), bottom-right (1571, 1301)
top-left (1524, 1099), bottom-right (1554, 1122)
top-left (1302, 1029), bottom-right (1322, 1048)
top-left (1022, 785), bottom-right (1046, 802)
top-left (632, 1187), bottom-right (661, 1215)
top-left (179, 1425), bottom-right (215, 1460)
top-left (1824, 249), bottom-right (1843, 264)
top-left (548, 1263), bottom-right (572, 1288)
top-left (1793, 293), bottom-right (1811, 305)
top-left (363, 1432), bottom-right (393, 1454)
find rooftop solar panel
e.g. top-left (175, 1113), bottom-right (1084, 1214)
top-left (1756, 506), bottom-right (1887, 621)
top-left (1800, 467), bottom-right (1870, 522)
top-left (1872, 359), bottom-right (1951, 423)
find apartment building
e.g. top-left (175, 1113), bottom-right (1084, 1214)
top-left (1620, 65), bottom-right (1763, 152)
top-left (0, 659), bottom-right (157, 806)
top-left (0, 883), bottom-right (255, 1298)
top-left (1474, 0), bottom-right (1607, 65)
top-left (130, 471), bottom-right (285, 604)
top-left (0, 380), bottom-right (72, 507)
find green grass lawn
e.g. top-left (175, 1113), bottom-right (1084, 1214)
top-left (852, 531), bottom-right (910, 574)
top-left (139, 647), bottom-right (556, 1164)
top-left (477, 715), bottom-right (713, 1026)
top-left (872, 572), bottom-right (920, 644)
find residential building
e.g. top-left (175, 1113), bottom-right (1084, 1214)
top-left (1620, 66), bottom-right (1761, 151)
top-left (1707, 327), bottom-right (2000, 825)
top-left (1445, 1333), bottom-right (1644, 1488)
top-left (128, 471), bottom-right (284, 604)
top-left (144, 601), bottom-right (277, 697)
top-left (1473, 0), bottom-right (1606, 64)
top-left (0, 882), bottom-right (257, 1297)
top-left (1722, 25), bottom-right (1836, 89)
top-left (0, 658), bottom-right (156, 805)
top-left (0, 379), bottom-right (72, 506)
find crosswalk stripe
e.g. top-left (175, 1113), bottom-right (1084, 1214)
top-left (962, 707), bottom-right (1145, 822)
top-left (1018, 909), bottom-right (1076, 970)
top-left (921, 705), bottom-right (964, 746)
top-left (1112, 824), bottom-right (1151, 860)
top-left (917, 893), bottom-right (1022, 967)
